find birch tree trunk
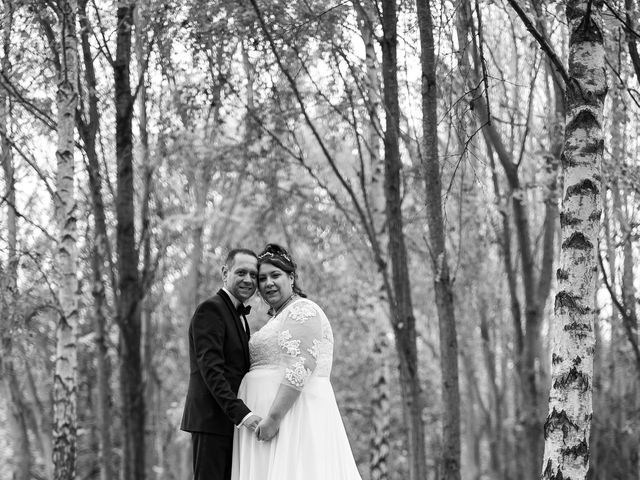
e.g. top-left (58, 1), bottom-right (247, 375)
top-left (369, 333), bottom-right (391, 480)
top-left (415, 0), bottom-right (461, 477)
top-left (542, 1), bottom-right (606, 478)
top-left (53, 1), bottom-right (79, 479)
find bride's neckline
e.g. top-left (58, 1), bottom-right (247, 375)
top-left (268, 294), bottom-right (299, 318)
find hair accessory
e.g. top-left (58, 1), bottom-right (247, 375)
top-left (257, 250), bottom-right (291, 262)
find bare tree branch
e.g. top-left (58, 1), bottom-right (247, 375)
top-left (598, 250), bottom-right (640, 372)
top-left (504, 0), bottom-right (570, 88)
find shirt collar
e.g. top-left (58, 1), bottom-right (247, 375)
top-left (222, 287), bottom-right (242, 309)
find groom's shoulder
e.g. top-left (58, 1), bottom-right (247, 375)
top-left (192, 292), bottom-right (226, 316)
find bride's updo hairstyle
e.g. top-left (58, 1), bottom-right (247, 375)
top-left (257, 243), bottom-right (307, 298)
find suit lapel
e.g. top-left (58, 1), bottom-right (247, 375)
top-left (217, 289), bottom-right (250, 366)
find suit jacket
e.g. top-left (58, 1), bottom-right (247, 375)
top-left (181, 289), bottom-right (251, 436)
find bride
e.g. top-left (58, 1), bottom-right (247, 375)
top-left (230, 243), bottom-right (362, 480)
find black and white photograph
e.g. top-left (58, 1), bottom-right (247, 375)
top-left (0, 0), bottom-right (637, 479)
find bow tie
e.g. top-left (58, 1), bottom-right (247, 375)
top-left (237, 304), bottom-right (251, 316)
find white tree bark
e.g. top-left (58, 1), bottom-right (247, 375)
top-left (53, 1), bottom-right (79, 479)
top-left (369, 333), bottom-right (391, 480)
top-left (542, 1), bottom-right (606, 479)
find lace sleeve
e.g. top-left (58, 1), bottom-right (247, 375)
top-left (277, 301), bottom-right (323, 391)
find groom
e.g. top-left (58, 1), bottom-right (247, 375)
top-left (181, 248), bottom-right (261, 480)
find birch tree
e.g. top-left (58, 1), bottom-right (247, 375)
top-left (369, 333), bottom-right (391, 480)
top-left (53, 0), bottom-right (79, 478)
top-left (542, 1), bottom-right (606, 478)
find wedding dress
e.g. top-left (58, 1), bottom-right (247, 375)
top-left (231, 298), bottom-right (362, 480)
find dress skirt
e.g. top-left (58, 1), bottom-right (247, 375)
top-left (231, 367), bottom-right (362, 480)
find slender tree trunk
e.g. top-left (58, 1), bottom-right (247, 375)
top-left (0, 103), bottom-right (30, 480)
top-left (247, 2), bottom-right (425, 477)
top-left (542, 1), bottom-right (606, 478)
top-left (617, 182), bottom-right (640, 479)
top-left (607, 86), bottom-right (633, 473)
top-left (189, 167), bottom-right (210, 308)
top-left (370, 333), bottom-right (391, 480)
top-left (379, 1), bottom-right (427, 479)
top-left (91, 241), bottom-right (114, 480)
top-left (0, 18), bottom-right (25, 480)
top-left (133, 4), bottom-right (156, 478)
top-left (77, 2), bottom-right (115, 478)
top-left (0, 0), bottom-right (14, 281)
top-left (625, 0), bottom-right (640, 84)
top-left (456, 3), bottom-right (564, 475)
top-left (415, 0), bottom-right (461, 477)
top-left (1, 361), bottom-right (30, 479)
top-left (21, 347), bottom-right (53, 475)
top-left (53, 1), bottom-right (79, 479)
top-left (354, 0), bottom-right (385, 236)
top-left (353, 14), bottom-right (395, 477)
top-left (487, 145), bottom-right (521, 480)
top-left (114, 1), bottom-right (145, 479)
top-left (478, 299), bottom-right (503, 479)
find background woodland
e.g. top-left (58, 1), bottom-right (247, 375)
top-left (0, 0), bottom-right (638, 479)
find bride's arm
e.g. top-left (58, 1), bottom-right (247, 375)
top-left (255, 384), bottom-right (300, 440)
top-left (256, 301), bottom-right (324, 441)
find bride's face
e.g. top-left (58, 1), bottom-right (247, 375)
top-left (258, 263), bottom-right (294, 310)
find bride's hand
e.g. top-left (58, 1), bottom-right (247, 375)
top-left (255, 416), bottom-right (280, 441)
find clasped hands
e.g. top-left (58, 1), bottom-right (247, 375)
top-left (243, 413), bottom-right (280, 442)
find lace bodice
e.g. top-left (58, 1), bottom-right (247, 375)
top-left (249, 298), bottom-right (334, 390)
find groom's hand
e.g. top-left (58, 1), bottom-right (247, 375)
top-left (255, 416), bottom-right (280, 441)
top-left (242, 414), bottom-right (262, 431)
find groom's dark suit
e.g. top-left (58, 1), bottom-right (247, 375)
top-left (181, 289), bottom-right (252, 480)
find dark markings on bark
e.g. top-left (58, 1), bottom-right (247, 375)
top-left (543, 459), bottom-right (566, 480)
top-left (565, 179), bottom-right (599, 198)
top-left (567, 138), bottom-right (603, 160)
top-left (552, 353), bottom-right (563, 365)
top-left (559, 212), bottom-right (581, 227)
top-left (572, 356), bottom-right (582, 365)
top-left (560, 436), bottom-right (589, 464)
top-left (563, 321), bottom-right (593, 333)
top-left (561, 232), bottom-right (593, 250)
top-left (544, 407), bottom-right (580, 441)
top-left (561, 148), bottom-right (597, 168)
top-left (578, 138), bottom-right (604, 156)
top-left (556, 268), bottom-right (570, 281)
top-left (587, 209), bottom-right (602, 221)
top-left (567, 7), bottom-right (604, 44)
top-left (553, 366), bottom-right (590, 392)
top-left (566, 109), bottom-right (599, 133)
top-left (555, 291), bottom-right (591, 314)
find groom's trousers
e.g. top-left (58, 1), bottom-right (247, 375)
top-left (192, 432), bottom-right (233, 480)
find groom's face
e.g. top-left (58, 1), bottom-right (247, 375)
top-left (223, 253), bottom-right (258, 302)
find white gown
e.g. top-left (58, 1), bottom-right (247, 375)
top-left (231, 298), bottom-right (362, 480)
